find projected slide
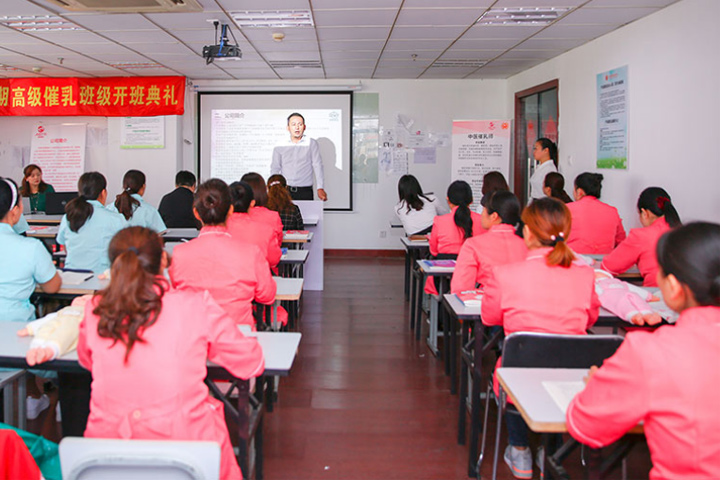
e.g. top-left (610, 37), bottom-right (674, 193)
top-left (198, 92), bottom-right (352, 210)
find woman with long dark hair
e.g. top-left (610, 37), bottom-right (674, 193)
top-left (267, 174), bottom-right (304, 230)
top-left (108, 169), bottom-right (166, 232)
top-left (20, 164), bottom-right (55, 213)
top-left (543, 172), bottom-right (573, 203)
top-left (528, 138), bottom-right (558, 201)
top-left (57, 172), bottom-right (126, 273)
top-left (602, 186), bottom-right (681, 286)
top-left (79, 226), bottom-right (264, 480)
top-left (394, 174), bottom-right (447, 235)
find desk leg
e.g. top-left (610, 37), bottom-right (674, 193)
top-left (446, 294), bottom-right (457, 394)
top-left (415, 271), bottom-right (424, 342)
top-left (458, 321), bottom-right (469, 444)
top-left (409, 264), bottom-right (417, 331)
top-left (468, 323), bottom-right (484, 478)
top-left (236, 380), bottom-right (251, 479)
top-left (440, 280), bottom-right (451, 377)
top-left (404, 249), bottom-right (411, 302)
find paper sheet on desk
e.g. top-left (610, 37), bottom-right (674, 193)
top-left (542, 381), bottom-right (585, 414)
top-left (59, 271), bottom-right (93, 285)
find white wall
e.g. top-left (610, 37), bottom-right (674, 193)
top-left (507, 0), bottom-right (720, 229)
top-left (184, 78), bottom-right (508, 250)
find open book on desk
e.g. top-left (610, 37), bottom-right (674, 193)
top-left (457, 289), bottom-right (483, 307)
top-left (426, 259), bottom-right (456, 268)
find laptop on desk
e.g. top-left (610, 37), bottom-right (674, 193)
top-left (45, 192), bottom-right (78, 215)
top-left (21, 197), bottom-right (32, 214)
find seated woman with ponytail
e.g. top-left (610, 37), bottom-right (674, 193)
top-left (451, 191), bottom-right (527, 293)
top-left (107, 169), bottom-right (166, 232)
top-left (425, 180), bottom-right (485, 294)
top-left (481, 197), bottom-right (599, 478)
top-left (543, 172), bottom-right (573, 203)
top-left (57, 172), bottom-right (126, 274)
top-left (0, 178), bottom-right (61, 322)
top-left (78, 226), bottom-right (264, 480)
top-left (602, 187), bottom-right (681, 287)
top-left (169, 179), bottom-right (276, 327)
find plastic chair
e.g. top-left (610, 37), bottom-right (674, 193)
top-left (59, 437), bottom-right (221, 480)
top-left (478, 332), bottom-right (624, 480)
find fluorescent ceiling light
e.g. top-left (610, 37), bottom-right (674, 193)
top-left (269, 60), bottom-right (322, 69)
top-left (432, 60), bottom-right (486, 68)
top-left (0, 15), bottom-right (84, 31)
top-left (231, 10), bottom-right (314, 28)
top-left (477, 7), bottom-right (570, 26)
top-left (108, 61), bottom-right (163, 69)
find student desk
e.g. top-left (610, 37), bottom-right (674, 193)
top-left (414, 260), bottom-right (454, 361)
top-left (278, 249), bottom-right (310, 278)
top-left (24, 214), bottom-right (63, 225)
top-left (496, 367), bottom-right (642, 480)
top-left (0, 320), bottom-right (300, 480)
top-left (162, 228), bottom-right (199, 241)
top-left (282, 230), bottom-right (313, 246)
top-left (586, 254), bottom-right (643, 282)
top-left (400, 236), bottom-right (429, 303)
top-left (26, 225), bottom-right (59, 238)
top-left (389, 219), bottom-right (403, 229)
top-left (266, 277), bottom-right (303, 331)
top-left (303, 215), bottom-right (319, 226)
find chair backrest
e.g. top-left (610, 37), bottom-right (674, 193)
top-left (501, 332), bottom-right (624, 369)
top-left (59, 437), bottom-right (221, 480)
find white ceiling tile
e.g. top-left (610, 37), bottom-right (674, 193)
top-left (4, 43), bottom-right (70, 55)
top-left (390, 26), bottom-right (468, 39)
top-left (317, 27), bottom-right (391, 41)
top-left (378, 58), bottom-right (432, 68)
top-left (463, 24), bottom-right (544, 40)
top-left (384, 39), bottom-right (454, 50)
top-left (60, 14), bottom-right (156, 31)
top-left (167, 29), bottom-right (227, 43)
top-left (97, 30), bottom-right (179, 43)
top-left (534, 24), bottom-right (618, 39)
top-left (439, 50), bottom-right (496, 61)
top-left (396, 8), bottom-right (483, 26)
top-left (22, 30), bottom-right (106, 44)
top-left (494, 0), bottom-right (587, 6)
top-left (372, 67), bottom-right (425, 78)
top-left (144, 12), bottom-right (233, 30)
top-left (381, 50), bottom-right (443, 60)
top-left (421, 67), bottom-right (477, 78)
top-left (557, 7), bottom-right (660, 25)
top-left (323, 59), bottom-right (376, 67)
top-left (587, 0), bottom-right (678, 6)
top-left (314, 9), bottom-right (397, 27)
top-left (55, 42), bottom-right (132, 55)
top-left (276, 68), bottom-right (325, 79)
top-left (0, 30), bottom-right (48, 45)
top-left (321, 50), bottom-right (379, 60)
top-left (241, 28), bottom-right (317, 42)
top-left (403, 0), bottom-right (494, 7)
top-left (263, 51), bottom-right (321, 61)
top-left (518, 38), bottom-right (586, 50)
top-left (217, 0), bottom-right (310, 10)
top-left (452, 38), bottom-right (524, 50)
top-left (252, 41), bottom-right (318, 53)
top-left (0, 0), bottom-right (59, 16)
top-left (324, 69), bottom-right (372, 79)
top-left (487, 58), bottom-right (544, 67)
top-left (312, 0), bottom-right (402, 8)
top-left (498, 49), bottom-right (564, 60)
top-left (141, 43), bottom-right (196, 55)
top-left (321, 39), bottom-right (386, 49)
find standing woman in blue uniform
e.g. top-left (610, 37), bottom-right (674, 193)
top-left (107, 169), bottom-right (166, 232)
top-left (20, 164), bottom-right (55, 213)
top-left (0, 178), bottom-right (61, 322)
top-left (57, 172), bottom-right (126, 274)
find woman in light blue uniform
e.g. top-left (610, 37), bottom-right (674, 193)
top-left (107, 169), bottom-right (166, 233)
top-left (0, 178), bottom-right (61, 322)
top-left (57, 172), bottom-right (126, 274)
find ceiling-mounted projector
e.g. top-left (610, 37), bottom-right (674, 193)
top-left (203, 22), bottom-right (242, 64)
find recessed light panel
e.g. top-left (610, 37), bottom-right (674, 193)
top-left (231, 10), bottom-right (314, 29)
top-left (477, 7), bottom-right (571, 26)
top-left (0, 15), bottom-right (84, 32)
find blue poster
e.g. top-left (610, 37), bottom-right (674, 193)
top-left (596, 66), bottom-right (628, 169)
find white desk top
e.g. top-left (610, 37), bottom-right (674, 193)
top-left (303, 215), bottom-right (319, 226)
top-left (26, 225), bottom-right (59, 238)
top-left (0, 321), bottom-right (300, 376)
top-left (24, 214), bottom-right (63, 225)
top-left (282, 231), bottom-right (313, 243)
top-left (35, 274), bottom-right (108, 296)
top-left (400, 237), bottom-right (429, 248)
top-left (273, 276), bottom-right (303, 301)
top-left (162, 228), bottom-right (199, 240)
top-left (417, 259), bottom-right (455, 274)
top-left (443, 293), bottom-right (482, 320)
top-left (280, 249), bottom-right (309, 264)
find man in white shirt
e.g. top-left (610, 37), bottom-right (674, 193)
top-left (270, 113), bottom-right (327, 201)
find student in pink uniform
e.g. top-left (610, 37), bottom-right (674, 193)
top-left (482, 197), bottom-right (599, 479)
top-left (601, 187), bottom-right (681, 286)
top-left (568, 222), bottom-right (720, 479)
top-left (425, 180), bottom-right (485, 294)
top-left (78, 226), bottom-right (264, 480)
top-left (227, 181), bottom-right (283, 270)
top-left (566, 172), bottom-right (625, 254)
top-left (169, 179), bottom-right (276, 327)
top-left (542, 172), bottom-right (573, 204)
top-left (241, 172), bottom-right (284, 248)
top-left (451, 191), bottom-right (527, 293)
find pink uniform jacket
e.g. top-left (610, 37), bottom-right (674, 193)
top-left (566, 196), bottom-right (626, 254)
top-left (567, 306), bottom-right (720, 479)
top-left (78, 288), bottom-right (265, 480)
top-left (482, 247), bottom-right (600, 336)
top-left (248, 206), bottom-right (284, 250)
top-left (450, 224), bottom-right (527, 293)
top-left (227, 212), bottom-right (282, 268)
top-left (169, 226), bottom-right (276, 326)
top-left (601, 217), bottom-right (670, 287)
top-left (425, 208), bottom-right (485, 295)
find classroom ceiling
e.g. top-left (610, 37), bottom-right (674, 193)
top-left (0, 0), bottom-right (679, 80)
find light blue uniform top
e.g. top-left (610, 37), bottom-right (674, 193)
top-left (13, 215), bottom-right (29, 235)
top-left (0, 223), bottom-right (57, 322)
top-left (57, 200), bottom-right (127, 274)
top-left (107, 193), bottom-right (167, 233)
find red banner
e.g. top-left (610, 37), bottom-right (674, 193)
top-left (0, 76), bottom-right (185, 116)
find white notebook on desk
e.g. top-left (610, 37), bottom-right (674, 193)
top-left (542, 381), bottom-right (585, 414)
top-left (60, 271), bottom-right (93, 285)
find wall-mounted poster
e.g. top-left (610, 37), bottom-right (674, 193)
top-left (30, 123), bottom-right (86, 192)
top-left (597, 66), bottom-right (628, 169)
top-left (451, 120), bottom-right (512, 203)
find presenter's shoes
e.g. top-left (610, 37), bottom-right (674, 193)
top-left (26, 394), bottom-right (50, 420)
top-left (504, 445), bottom-right (533, 479)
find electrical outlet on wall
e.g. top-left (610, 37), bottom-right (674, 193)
top-left (379, 230), bottom-right (387, 238)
